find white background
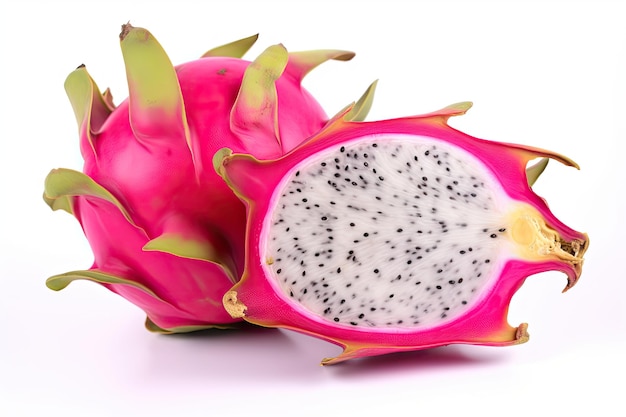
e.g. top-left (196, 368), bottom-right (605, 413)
top-left (1, 0), bottom-right (624, 415)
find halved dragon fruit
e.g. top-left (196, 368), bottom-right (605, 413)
top-left (216, 103), bottom-right (589, 364)
top-left (43, 24), bottom-right (373, 333)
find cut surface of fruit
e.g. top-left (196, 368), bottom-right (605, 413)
top-left (217, 104), bottom-right (588, 364)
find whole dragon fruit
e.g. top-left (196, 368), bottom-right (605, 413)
top-left (216, 103), bottom-right (589, 364)
top-left (43, 24), bottom-right (374, 333)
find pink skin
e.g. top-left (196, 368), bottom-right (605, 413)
top-left (72, 192), bottom-right (237, 329)
top-left (46, 53), bottom-right (336, 333)
top-left (85, 57), bottom-right (329, 277)
top-left (217, 105), bottom-right (589, 364)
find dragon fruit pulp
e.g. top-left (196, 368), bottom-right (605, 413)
top-left (216, 103), bottom-right (589, 364)
top-left (43, 24), bottom-right (374, 333)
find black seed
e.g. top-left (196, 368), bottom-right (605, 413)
top-left (334, 317), bottom-right (339, 322)
top-left (358, 313), bottom-right (365, 319)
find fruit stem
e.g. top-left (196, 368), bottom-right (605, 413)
top-left (508, 205), bottom-right (587, 285)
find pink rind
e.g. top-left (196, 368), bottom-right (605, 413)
top-left (217, 104), bottom-right (589, 364)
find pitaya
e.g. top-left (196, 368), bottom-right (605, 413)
top-left (215, 103), bottom-right (589, 364)
top-left (43, 24), bottom-right (374, 333)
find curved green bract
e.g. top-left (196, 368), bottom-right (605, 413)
top-left (286, 49), bottom-right (355, 82)
top-left (43, 168), bottom-right (135, 225)
top-left (64, 65), bottom-right (112, 157)
top-left (119, 24), bottom-right (192, 153)
top-left (345, 80), bottom-right (378, 122)
top-left (143, 233), bottom-right (229, 266)
top-left (46, 269), bottom-right (159, 299)
top-left (526, 158), bottom-right (549, 187)
top-left (230, 44), bottom-right (289, 147)
top-left (201, 34), bottom-right (259, 58)
top-left (434, 101), bottom-right (474, 119)
top-left (144, 317), bottom-right (233, 334)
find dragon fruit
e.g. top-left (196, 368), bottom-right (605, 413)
top-left (43, 24), bottom-right (373, 333)
top-left (216, 103), bottom-right (589, 364)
